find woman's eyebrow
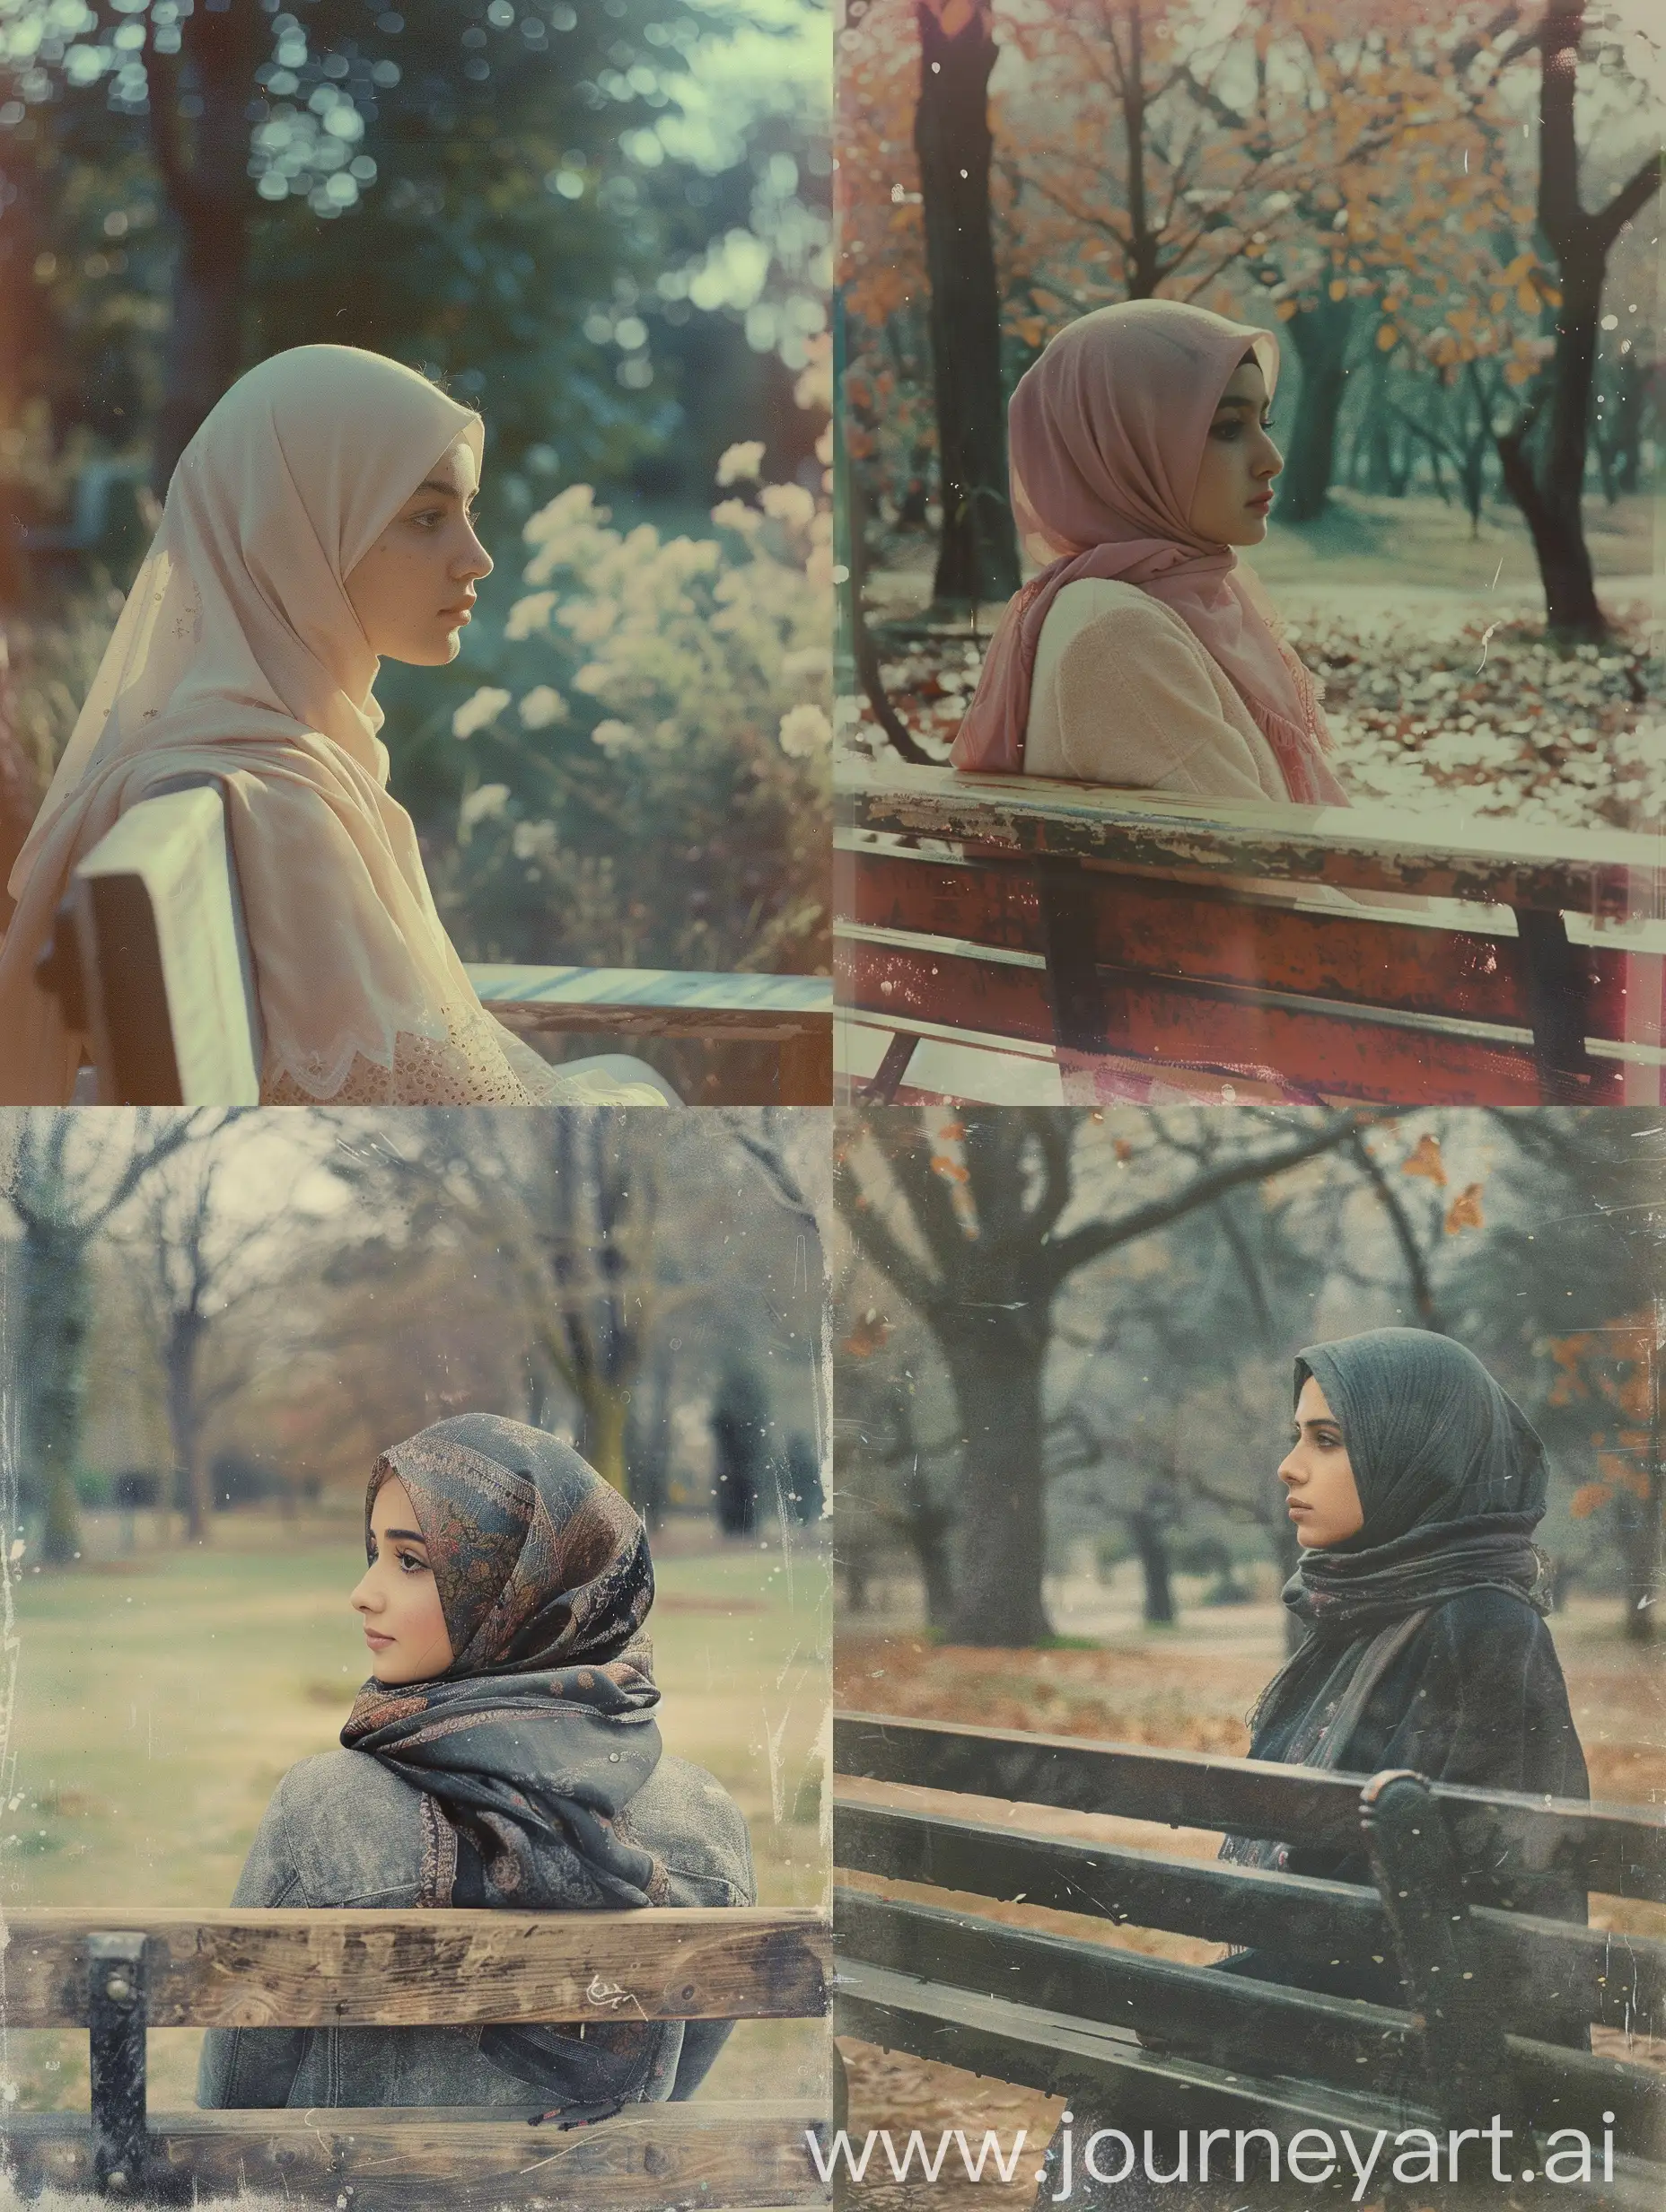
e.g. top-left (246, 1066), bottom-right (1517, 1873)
top-left (1212, 395), bottom-right (1258, 414)
top-left (411, 479), bottom-right (463, 500)
top-left (381, 1525), bottom-right (429, 1542)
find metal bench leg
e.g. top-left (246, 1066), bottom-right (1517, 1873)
top-left (1362, 1770), bottom-right (1524, 2140)
top-left (1035, 865), bottom-right (1110, 1054)
top-left (1513, 908), bottom-right (1600, 1101)
top-left (859, 1031), bottom-right (921, 1104)
top-left (88, 1933), bottom-right (147, 2199)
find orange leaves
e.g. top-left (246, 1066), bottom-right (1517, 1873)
top-left (930, 1154), bottom-right (969, 1183)
top-left (842, 1309), bottom-right (892, 1359)
top-left (1376, 321), bottom-right (1400, 351)
top-left (1444, 1183), bottom-right (1485, 1234)
top-left (1569, 1482), bottom-right (1610, 1521)
top-left (1401, 1133), bottom-right (1447, 1186)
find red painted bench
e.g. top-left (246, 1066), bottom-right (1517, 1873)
top-left (835, 765), bottom-right (1664, 1105)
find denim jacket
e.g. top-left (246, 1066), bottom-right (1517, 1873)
top-left (197, 1745), bottom-right (755, 2111)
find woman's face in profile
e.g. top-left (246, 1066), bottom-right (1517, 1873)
top-left (1188, 359), bottom-right (1283, 548)
top-left (1278, 1376), bottom-right (1365, 1549)
top-left (345, 434), bottom-right (494, 667)
top-left (350, 1475), bottom-right (456, 1682)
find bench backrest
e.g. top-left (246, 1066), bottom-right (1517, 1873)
top-left (48, 786), bottom-right (834, 1104)
top-left (836, 766), bottom-right (1666, 1104)
top-left (832, 1709), bottom-right (1666, 2174)
top-left (0, 1905), bottom-right (832, 2209)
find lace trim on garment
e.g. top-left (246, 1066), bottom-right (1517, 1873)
top-left (261, 1000), bottom-right (603, 1106)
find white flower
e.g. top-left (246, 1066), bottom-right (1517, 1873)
top-left (452, 687), bottom-right (511, 740)
top-left (459, 782), bottom-right (511, 833)
top-left (760, 481), bottom-right (816, 530)
top-left (512, 818), bottom-right (560, 863)
top-left (710, 498), bottom-right (762, 536)
top-left (504, 591), bottom-right (557, 642)
top-left (591, 719), bottom-right (641, 757)
top-left (715, 440), bottom-right (766, 487)
top-left (519, 685), bottom-right (569, 730)
top-left (572, 663), bottom-right (609, 695)
top-left (777, 703), bottom-right (831, 759)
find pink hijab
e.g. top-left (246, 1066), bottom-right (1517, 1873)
top-left (951, 298), bottom-right (1346, 806)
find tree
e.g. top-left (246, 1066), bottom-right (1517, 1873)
top-left (0, 1110), bottom-right (222, 1562)
top-left (133, 1135), bottom-right (294, 1542)
top-left (913, 0), bottom-right (1019, 607)
top-left (1492, 0), bottom-right (1663, 638)
top-left (834, 1107), bottom-right (1369, 1646)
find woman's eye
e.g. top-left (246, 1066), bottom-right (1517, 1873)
top-left (396, 1550), bottom-right (428, 1575)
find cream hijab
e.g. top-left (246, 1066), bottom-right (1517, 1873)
top-left (0, 345), bottom-right (508, 1103)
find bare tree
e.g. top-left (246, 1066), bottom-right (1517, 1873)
top-left (136, 1139), bottom-right (295, 1542)
top-left (1, 1111), bottom-right (229, 1562)
top-left (835, 1108), bottom-right (1371, 1646)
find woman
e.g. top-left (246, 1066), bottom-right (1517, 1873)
top-left (198, 1414), bottom-right (754, 2113)
top-left (1038, 1328), bottom-right (1589, 2208)
top-left (0, 346), bottom-right (666, 1104)
top-left (952, 298), bottom-right (1348, 808)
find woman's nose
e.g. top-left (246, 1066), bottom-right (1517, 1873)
top-left (458, 531), bottom-right (493, 582)
top-left (1257, 440), bottom-right (1283, 482)
top-left (1276, 1451), bottom-right (1300, 1486)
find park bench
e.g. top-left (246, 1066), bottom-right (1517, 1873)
top-left (834, 762), bottom-right (1665, 1106)
top-left (832, 1709), bottom-right (1666, 2208)
top-left (33, 782), bottom-right (833, 1105)
top-left (0, 1901), bottom-right (831, 2208)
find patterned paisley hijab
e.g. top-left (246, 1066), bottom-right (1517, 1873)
top-left (340, 1413), bottom-right (671, 1910)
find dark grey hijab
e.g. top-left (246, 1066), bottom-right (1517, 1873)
top-left (1283, 1327), bottom-right (1549, 1637)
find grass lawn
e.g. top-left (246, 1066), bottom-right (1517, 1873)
top-left (0, 1506), bottom-right (829, 2117)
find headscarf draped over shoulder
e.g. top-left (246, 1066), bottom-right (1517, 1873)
top-left (951, 298), bottom-right (1346, 807)
top-left (0, 347), bottom-right (520, 1103)
top-left (340, 1414), bottom-right (670, 1909)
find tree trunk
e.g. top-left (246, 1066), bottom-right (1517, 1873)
top-left (22, 1227), bottom-right (90, 1566)
top-left (914, 0), bottom-right (1020, 611)
top-left (148, 0), bottom-right (263, 494)
top-left (582, 1381), bottom-right (632, 1499)
top-left (943, 1319), bottom-right (1050, 1646)
top-left (166, 1311), bottom-right (210, 1543)
top-left (1130, 1501), bottom-right (1174, 1627)
top-left (1278, 294), bottom-right (1357, 522)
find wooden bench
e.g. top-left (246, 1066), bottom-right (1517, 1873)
top-left (0, 1902), bottom-right (830, 2207)
top-left (833, 1709), bottom-right (1666, 2207)
top-left (835, 764), bottom-right (1665, 1106)
top-left (33, 783), bottom-right (833, 1105)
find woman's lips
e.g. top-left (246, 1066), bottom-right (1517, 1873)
top-left (364, 1627), bottom-right (394, 1648)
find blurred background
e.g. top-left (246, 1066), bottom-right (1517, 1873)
top-left (832, 1102), bottom-right (1665, 2164)
top-left (837, 0), bottom-right (1663, 835)
top-left (0, 0), bottom-right (832, 983)
top-left (0, 1103), bottom-right (830, 2114)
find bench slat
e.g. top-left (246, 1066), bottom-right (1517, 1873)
top-left (835, 1888), bottom-right (1665, 2153)
top-left (0, 2101), bottom-right (828, 2210)
top-left (833, 1799), bottom-right (1666, 2034)
top-left (837, 935), bottom-right (1599, 1103)
top-left (835, 1885), bottom-right (1414, 2095)
top-left (0, 1906), bottom-right (829, 2029)
top-left (837, 1965), bottom-right (1665, 2206)
top-left (833, 1714), bottom-right (1666, 1900)
top-left (843, 847), bottom-right (1639, 1039)
top-left (838, 765), bottom-right (1665, 916)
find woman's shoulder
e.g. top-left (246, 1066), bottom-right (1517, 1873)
top-left (263, 1746), bottom-right (429, 1905)
top-left (627, 1751), bottom-right (756, 1906)
top-left (1045, 576), bottom-right (1201, 645)
top-left (1415, 1587), bottom-right (1559, 1663)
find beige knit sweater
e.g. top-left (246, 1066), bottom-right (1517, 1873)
top-left (1023, 578), bottom-right (1289, 801)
